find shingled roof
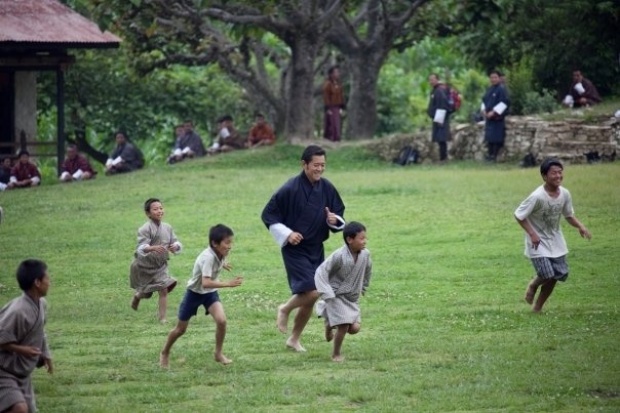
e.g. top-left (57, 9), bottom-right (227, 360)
top-left (0, 0), bottom-right (120, 49)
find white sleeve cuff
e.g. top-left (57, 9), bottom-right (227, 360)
top-left (31, 176), bottom-right (40, 185)
top-left (327, 214), bottom-right (345, 231)
top-left (112, 156), bottom-right (123, 166)
top-left (60, 171), bottom-right (71, 180)
top-left (493, 102), bottom-right (507, 115)
top-left (136, 244), bottom-right (149, 257)
top-left (171, 241), bottom-right (182, 254)
top-left (173, 148), bottom-right (183, 156)
top-left (269, 223), bottom-right (293, 248)
top-left (72, 169), bottom-right (84, 180)
top-left (9, 176), bottom-right (17, 183)
top-left (105, 158), bottom-right (114, 167)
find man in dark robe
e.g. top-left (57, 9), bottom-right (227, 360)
top-left (261, 145), bottom-right (345, 352)
top-left (168, 121), bottom-right (206, 164)
top-left (105, 131), bottom-right (144, 175)
top-left (208, 115), bottom-right (245, 154)
top-left (0, 259), bottom-right (53, 413)
top-left (427, 73), bottom-right (451, 162)
top-left (563, 70), bottom-right (602, 108)
top-left (482, 70), bottom-right (511, 162)
top-left (322, 66), bottom-right (346, 142)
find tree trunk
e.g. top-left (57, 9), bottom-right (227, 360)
top-left (345, 53), bottom-right (384, 140)
top-left (284, 34), bottom-right (320, 141)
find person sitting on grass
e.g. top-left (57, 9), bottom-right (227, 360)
top-left (59, 144), bottom-right (96, 182)
top-left (160, 224), bottom-right (243, 368)
top-left (314, 221), bottom-right (372, 362)
top-left (0, 259), bottom-right (53, 413)
top-left (168, 121), bottom-right (206, 164)
top-left (207, 115), bottom-right (245, 154)
top-left (129, 198), bottom-right (181, 323)
top-left (105, 131), bottom-right (144, 175)
top-left (515, 158), bottom-right (591, 313)
top-left (6, 150), bottom-right (41, 190)
top-left (0, 156), bottom-right (13, 191)
top-left (246, 112), bottom-right (276, 148)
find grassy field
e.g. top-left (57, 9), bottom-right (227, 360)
top-left (1, 145), bottom-right (619, 413)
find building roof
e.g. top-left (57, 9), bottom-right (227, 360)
top-left (0, 0), bottom-right (121, 49)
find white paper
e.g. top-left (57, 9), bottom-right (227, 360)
top-left (433, 108), bottom-right (447, 124)
top-left (220, 127), bottom-right (230, 139)
top-left (112, 156), bottom-right (123, 166)
top-left (493, 102), bottom-right (507, 115)
top-left (574, 82), bottom-right (585, 95)
top-left (72, 169), bottom-right (84, 180)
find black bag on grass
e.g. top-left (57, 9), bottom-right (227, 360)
top-left (393, 145), bottom-right (419, 166)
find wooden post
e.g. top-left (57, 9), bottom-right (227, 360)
top-left (56, 66), bottom-right (65, 176)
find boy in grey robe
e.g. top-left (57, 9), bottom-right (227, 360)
top-left (0, 259), bottom-right (53, 413)
top-left (130, 198), bottom-right (181, 323)
top-left (315, 221), bottom-right (372, 362)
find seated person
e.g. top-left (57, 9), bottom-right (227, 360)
top-left (0, 156), bottom-right (13, 191)
top-left (59, 144), bottom-right (96, 182)
top-left (563, 70), bottom-right (601, 108)
top-left (246, 112), bottom-right (276, 148)
top-left (168, 120), bottom-right (206, 164)
top-left (207, 115), bottom-right (245, 154)
top-left (7, 150), bottom-right (41, 189)
top-left (105, 131), bottom-right (144, 175)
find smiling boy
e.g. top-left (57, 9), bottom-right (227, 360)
top-left (159, 224), bottom-right (243, 368)
top-left (515, 158), bottom-right (591, 312)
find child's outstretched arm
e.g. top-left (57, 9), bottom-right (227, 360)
top-left (565, 216), bottom-right (591, 240)
top-left (515, 216), bottom-right (541, 250)
top-left (202, 275), bottom-right (243, 289)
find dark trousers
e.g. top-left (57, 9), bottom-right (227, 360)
top-left (324, 106), bottom-right (342, 142)
top-left (487, 142), bottom-right (503, 160)
top-left (438, 142), bottom-right (447, 161)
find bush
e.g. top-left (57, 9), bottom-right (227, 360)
top-left (521, 89), bottom-right (560, 115)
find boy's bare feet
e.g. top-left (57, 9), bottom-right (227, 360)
top-left (131, 296), bottom-right (140, 311)
top-left (214, 353), bottom-right (233, 365)
top-left (325, 325), bottom-right (334, 342)
top-left (276, 305), bottom-right (288, 333)
top-left (159, 352), bottom-right (169, 368)
top-left (286, 337), bottom-right (306, 352)
top-left (331, 355), bottom-right (344, 362)
top-left (524, 284), bottom-right (537, 305)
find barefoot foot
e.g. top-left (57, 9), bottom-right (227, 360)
top-left (286, 337), bottom-right (306, 352)
top-left (131, 296), bottom-right (140, 311)
top-left (159, 352), bottom-right (169, 368)
top-left (276, 305), bottom-right (289, 334)
top-left (214, 353), bottom-right (233, 365)
top-left (325, 325), bottom-right (334, 342)
top-left (331, 354), bottom-right (345, 362)
top-left (524, 283), bottom-right (537, 305)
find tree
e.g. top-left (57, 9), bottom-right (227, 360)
top-left (326, 0), bottom-right (430, 139)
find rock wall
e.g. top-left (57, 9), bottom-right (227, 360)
top-left (365, 116), bottom-right (619, 164)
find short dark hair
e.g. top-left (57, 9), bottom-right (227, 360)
top-left (217, 115), bottom-right (233, 123)
top-left (328, 65), bottom-right (340, 76)
top-left (144, 198), bottom-right (161, 212)
top-left (301, 145), bottom-right (326, 163)
top-left (430, 73), bottom-right (439, 80)
top-left (209, 224), bottom-right (234, 246)
top-left (18, 149), bottom-right (30, 157)
top-left (488, 69), bottom-right (501, 77)
top-left (343, 221), bottom-right (366, 243)
top-left (67, 144), bottom-right (78, 151)
top-left (16, 259), bottom-right (48, 291)
top-left (115, 131), bottom-right (128, 140)
top-left (540, 157), bottom-right (563, 175)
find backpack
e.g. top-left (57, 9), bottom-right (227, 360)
top-left (393, 145), bottom-right (419, 166)
top-left (446, 86), bottom-right (461, 113)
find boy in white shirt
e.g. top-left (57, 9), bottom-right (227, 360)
top-left (514, 158), bottom-right (591, 312)
top-left (159, 224), bottom-right (243, 368)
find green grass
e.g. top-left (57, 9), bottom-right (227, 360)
top-left (1, 145), bottom-right (619, 412)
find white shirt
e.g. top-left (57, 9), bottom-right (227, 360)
top-left (186, 247), bottom-right (225, 294)
top-left (514, 185), bottom-right (575, 258)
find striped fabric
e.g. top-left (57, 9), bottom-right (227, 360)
top-left (531, 255), bottom-right (569, 281)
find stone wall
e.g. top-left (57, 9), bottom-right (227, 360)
top-left (364, 116), bottom-right (619, 164)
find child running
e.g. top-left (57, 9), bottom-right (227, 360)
top-left (160, 224), bottom-right (243, 368)
top-left (314, 221), bottom-right (372, 362)
top-left (515, 158), bottom-right (591, 312)
top-left (130, 198), bottom-right (181, 323)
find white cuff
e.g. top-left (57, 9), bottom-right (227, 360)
top-left (182, 147), bottom-right (192, 154)
top-left (9, 176), bottom-right (17, 183)
top-left (105, 158), bottom-right (113, 167)
top-left (574, 82), bottom-right (585, 95)
top-left (327, 214), bottom-right (346, 231)
top-left (173, 148), bottom-right (183, 156)
top-left (493, 102), bottom-right (507, 115)
top-left (136, 244), bottom-right (149, 257)
top-left (31, 176), bottom-right (40, 185)
top-left (112, 156), bottom-right (123, 166)
top-left (171, 241), bottom-right (182, 254)
top-left (269, 223), bottom-right (293, 248)
top-left (0, 182), bottom-right (7, 191)
top-left (72, 169), bottom-right (84, 180)
top-left (480, 102), bottom-right (486, 112)
top-left (60, 171), bottom-right (71, 180)
top-left (220, 128), bottom-right (230, 139)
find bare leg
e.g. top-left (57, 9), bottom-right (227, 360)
top-left (6, 402), bottom-right (29, 413)
top-left (533, 279), bottom-right (558, 313)
top-left (160, 320), bottom-right (188, 368)
top-left (158, 289), bottom-right (168, 323)
top-left (525, 276), bottom-right (544, 305)
top-left (332, 324), bottom-right (350, 362)
top-left (324, 320), bottom-right (334, 342)
top-left (285, 290), bottom-right (319, 352)
top-left (131, 292), bottom-right (142, 311)
top-left (209, 302), bottom-right (233, 364)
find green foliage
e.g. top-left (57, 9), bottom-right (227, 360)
top-left (505, 57), bottom-right (535, 116)
top-left (1, 148), bottom-right (619, 412)
top-left (521, 89), bottom-right (561, 115)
